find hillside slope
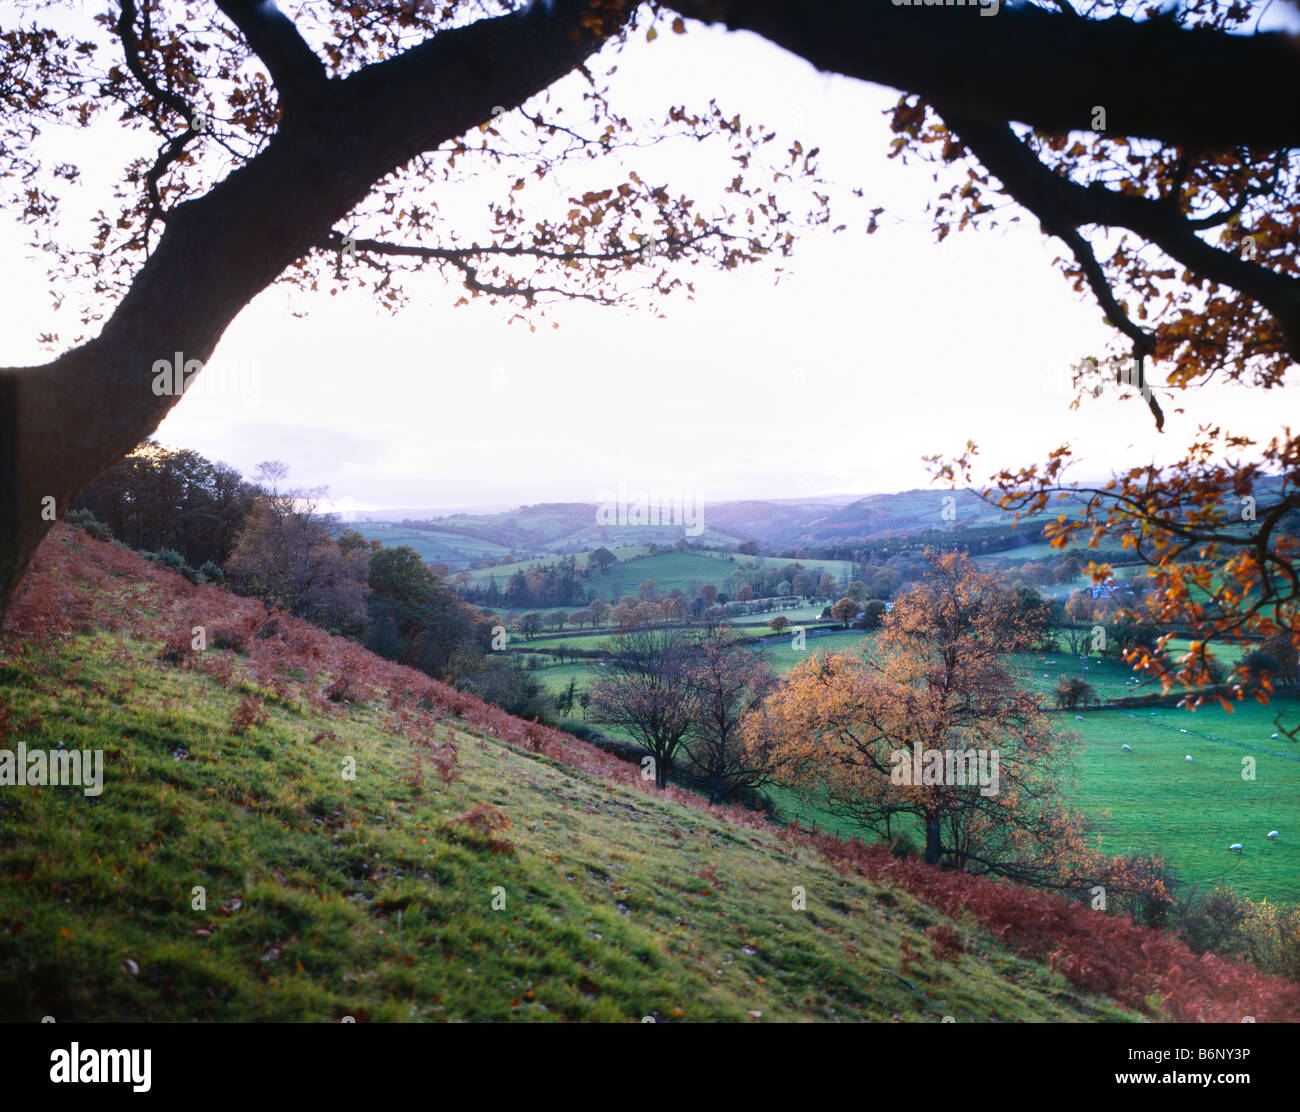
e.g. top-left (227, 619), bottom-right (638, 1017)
top-left (1, 528), bottom-right (1296, 1021)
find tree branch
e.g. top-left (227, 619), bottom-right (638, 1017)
top-left (938, 111), bottom-right (1300, 362)
top-left (214, 0), bottom-right (327, 115)
top-left (670, 0), bottom-right (1300, 149)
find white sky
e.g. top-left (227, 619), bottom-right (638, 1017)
top-left (4, 5), bottom-right (1298, 514)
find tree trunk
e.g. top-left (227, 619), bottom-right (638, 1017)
top-left (924, 815), bottom-right (942, 866)
top-left (0, 2), bottom-right (626, 617)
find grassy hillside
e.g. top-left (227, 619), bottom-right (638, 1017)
top-left (2, 528), bottom-right (1297, 1022)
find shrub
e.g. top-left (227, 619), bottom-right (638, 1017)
top-left (64, 508), bottom-right (113, 543)
top-left (198, 560), bottom-right (225, 584)
top-left (230, 695), bottom-right (268, 735)
top-left (1054, 676), bottom-right (1096, 709)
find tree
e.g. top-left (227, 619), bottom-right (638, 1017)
top-left (71, 440), bottom-right (257, 569)
top-left (587, 547), bottom-right (618, 575)
top-left (588, 597), bottom-right (609, 627)
top-left (637, 578), bottom-right (659, 602)
top-left (751, 554), bottom-right (1092, 884)
top-left (679, 633), bottom-right (778, 804)
top-left (817, 573), bottom-right (837, 598)
top-left (768, 615), bottom-right (790, 634)
top-left (568, 608), bottom-right (593, 630)
top-left (546, 609), bottom-right (568, 631)
top-left (831, 597), bottom-right (859, 628)
top-left (588, 626), bottom-right (699, 789)
top-left (8, 0), bottom-right (1300, 634)
top-left (734, 584), bottom-right (754, 602)
top-left (737, 540), bottom-right (760, 556)
top-left (699, 584), bottom-right (718, 606)
top-left (366, 544), bottom-right (483, 679)
top-left (519, 612), bottom-right (543, 640)
top-left (225, 463), bottom-right (367, 633)
top-left (860, 599), bottom-right (887, 629)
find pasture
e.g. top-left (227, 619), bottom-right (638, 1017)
top-left (525, 626), bottom-right (1300, 903)
top-left (344, 522), bottom-right (513, 568)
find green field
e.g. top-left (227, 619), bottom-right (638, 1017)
top-left (1068, 699), bottom-right (1300, 904)
top-left (468, 545), bottom-right (653, 586)
top-left (471, 549), bottom-right (857, 602)
top-left (581, 552), bottom-right (758, 600)
top-left (343, 522), bottom-right (514, 569)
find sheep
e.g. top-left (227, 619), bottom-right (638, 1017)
top-left (1229, 843), bottom-right (1244, 853)
top-left (1185, 755), bottom-right (1193, 762)
top-left (1121, 744), bottom-right (1132, 751)
top-left (1267, 831), bottom-right (1280, 840)
top-left (1075, 715), bottom-right (1084, 722)
top-left (1271, 733), bottom-right (1280, 739)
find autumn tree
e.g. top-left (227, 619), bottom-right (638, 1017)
top-left (751, 553), bottom-right (1095, 885)
top-left (224, 463), bottom-right (367, 633)
top-left (588, 625), bottom-right (699, 789)
top-left (768, 614), bottom-right (790, 634)
top-left (830, 596), bottom-right (858, 628)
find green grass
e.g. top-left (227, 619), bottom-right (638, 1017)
top-left (342, 523), bottom-right (514, 569)
top-left (0, 633), bottom-right (1130, 1022)
top-left (1064, 698), bottom-right (1300, 904)
top-left (581, 552), bottom-right (759, 600)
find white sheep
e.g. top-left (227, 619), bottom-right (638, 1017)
top-left (1267, 831), bottom-right (1280, 840)
top-left (1075, 716), bottom-right (1084, 722)
top-left (1229, 843), bottom-right (1244, 853)
top-left (1121, 744), bottom-right (1132, 751)
top-left (1185, 755), bottom-right (1193, 762)
top-left (1271, 733), bottom-right (1280, 739)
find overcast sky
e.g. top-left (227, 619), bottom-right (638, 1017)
top-left (5, 3), bottom-right (1299, 515)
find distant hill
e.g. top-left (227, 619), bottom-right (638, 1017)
top-left (346, 488), bottom-right (1026, 563)
top-left (338, 475), bottom-right (1293, 567)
